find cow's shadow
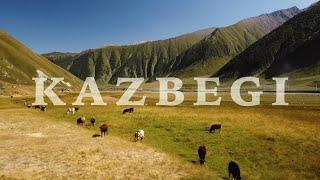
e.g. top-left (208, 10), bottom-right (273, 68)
top-left (189, 160), bottom-right (197, 164)
top-left (218, 176), bottom-right (228, 179)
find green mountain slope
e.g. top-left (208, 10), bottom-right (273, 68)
top-left (47, 27), bottom-right (215, 84)
top-left (214, 2), bottom-right (320, 86)
top-left (42, 52), bottom-right (77, 70)
top-left (44, 28), bottom-right (216, 71)
top-left (0, 30), bottom-right (82, 91)
top-left (45, 7), bottom-right (300, 85)
top-left (169, 7), bottom-right (301, 77)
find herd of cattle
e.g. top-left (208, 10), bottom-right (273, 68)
top-left (26, 104), bottom-right (241, 179)
top-left (27, 104), bottom-right (47, 111)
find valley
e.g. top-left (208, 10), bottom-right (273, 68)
top-left (0, 1), bottom-right (319, 179)
top-left (1, 92), bottom-right (319, 179)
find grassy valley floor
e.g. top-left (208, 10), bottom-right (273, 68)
top-left (1, 92), bottom-right (319, 179)
top-left (0, 103), bottom-right (212, 179)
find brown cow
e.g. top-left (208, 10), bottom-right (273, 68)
top-left (77, 116), bottom-right (85, 126)
top-left (99, 124), bottom-right (108, 137)
top-left (198, 145), bottom-right (207, 165)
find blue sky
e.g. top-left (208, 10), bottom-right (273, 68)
top-left (0, 0), bottom-right (317, 53)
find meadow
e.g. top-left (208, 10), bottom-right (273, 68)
top-left (0, 96), bottom-right (210, 179)
top-left (3, 92), bottom-right (320, 179)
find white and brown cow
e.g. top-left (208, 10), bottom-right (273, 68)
top-left (134, 129), bottom-right (144, 142)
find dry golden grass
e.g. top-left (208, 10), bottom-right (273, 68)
top-left (0, 107), bottom-right (212, 179)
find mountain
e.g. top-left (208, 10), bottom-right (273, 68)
top-left (169, 6), bottom-right (301, 77)
top-left (214, 2), bottom-right (320, 87)
top-left (42, 52), bottom-right (77, 70)
top-left (45, 7), bottom-right (300, 85)
top-left (44, 27), bottom-right (215, 84)
top-left (0, 30), bottom-right (82, 94)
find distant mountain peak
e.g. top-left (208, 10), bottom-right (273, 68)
top-left (168, 6), bottom-right (301, 77)
top-left (214, 3), bottom-right (320, 83)
top-left (45, 6), bottom-right (303, 85)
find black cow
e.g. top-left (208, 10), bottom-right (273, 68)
top-left (74, 107), bottom-right (79, 111)
top-left (209, 124), bottom-right (221, 133)
top-left (90, 117), bottom-right (96, 126)
top-left (40, 105), bottom-right (47, 111)
top-left (123, 107), bottom-right (134, 114)
top-left (198, 145), bottom-right (206, 165)
top-left (228, 161), bottom-right (241, 180)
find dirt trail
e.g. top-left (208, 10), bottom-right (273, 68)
top-left (0, 109), bottom-right (199, 179)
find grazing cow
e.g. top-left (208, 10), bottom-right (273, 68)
top-left (77, 116), bottom-right (85, 126)
top-left (90, 117), bottom-right (96, 126)
top-left (74, 107), bottom-right (79, 112)
top-left (40, 105), bottom-right (47, 111)
top-left (198, 145), bottom-right (206, 165)
top-left (129, 107), bottom-right (134, 113)
top-left (134, 129), bottom-right (144, 142)
top-left (34, 105), bottom-right (40, 109)
top-left (228, 161), bottom-right (241, 180)
top-left (209, 124), bottom-right (221, 133)
top-left (92, 134), bottom-right (101, 138)
top-left (67, 107), bottom-right (75, 114)
top-left (123, 108), bottom-right (130, 114)
top-left (99, 124), bottom-right (108, 136)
